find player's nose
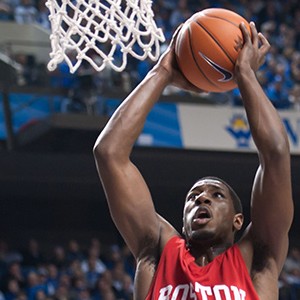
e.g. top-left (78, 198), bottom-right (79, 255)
top-left (195, 193), bottom-right (211, 205)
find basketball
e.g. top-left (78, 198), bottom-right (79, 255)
top-left (175, 8), bottom-right (251, 93)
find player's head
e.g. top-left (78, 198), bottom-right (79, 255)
top-left (182, 176), bottom-right (244, 247)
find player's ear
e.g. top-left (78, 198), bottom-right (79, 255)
top-left (233, 213), bottom-right (244, 231)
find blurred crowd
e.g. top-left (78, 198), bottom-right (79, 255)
top-left (279, 246), bottom-right (300, 300)
top-left (0, 238), bottom-right (135, 300)
top-left (1, 0), bottom-right (300, 110)
top-left (0, 238), bottom-right (299, 300)
top-left (0, 0), bottom-right (49, 29)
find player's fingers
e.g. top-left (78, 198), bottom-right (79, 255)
top-left (250, 22), bottom-right (258, 48)
top-left (240, 22), bottom-right (251, 45)
top-left (258, 32), bottom-right (271, 55)
top-left (174, 71), bottom-right (203, 93)
top-left (184, 82), bottom-right (204, 94)
top-left (169, 24), bottom-right (183, 49)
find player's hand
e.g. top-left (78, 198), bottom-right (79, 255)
top-left (153, 25), bottom-right (204, 93)
top-left (235, 22), bottom-right (270, 75)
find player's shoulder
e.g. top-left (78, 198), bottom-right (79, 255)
top-left (237, 225), bottom-right (278, 276)
top-left (137, 214), bottom-right (179, 262)
top-left (158, 215), bottom-right (182, 252)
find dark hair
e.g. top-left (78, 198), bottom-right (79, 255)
top-left (197, 176), bottom-right (243, 214)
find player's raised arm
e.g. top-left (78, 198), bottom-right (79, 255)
top-left (235, 22), bottom-right (294, 273)
top-left (93, 28), bottom-right (200, 259)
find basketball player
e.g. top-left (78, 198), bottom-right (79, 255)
top-left (93, 22), bottom-right (294, 299)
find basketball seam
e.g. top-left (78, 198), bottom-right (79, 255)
top-left (188, 27), bottom-right (222, 91)
top-left (205, 14), bottom-right (242, 28)
top-left (195, 20), bottom-right (236, 65)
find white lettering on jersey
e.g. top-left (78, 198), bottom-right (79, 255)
top-left (158, 283), bottom-right (247, 300)
top-left (171, 284), bottom-right (189, 300)
top-left (195, 282), bottom-right (213, 300)
top-left (189, 283), bottom-right (197, 300)
top-left (213, 285), bottom-right (231, 300)
top-left (231, 286), bottom-right (246, 300)
top-left (158, 285), bottom-right (172, 299)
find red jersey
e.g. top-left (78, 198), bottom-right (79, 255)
top-left (145, 236), bottom-right (259, 300)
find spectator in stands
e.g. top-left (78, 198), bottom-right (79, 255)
top-left (103, 245), bottom-right (122, 271)
top-left (89, 239), bottom-right (107, 263)
top-left (159, 0), bottom-right (178, 10)
top-left (120, 245), bottom-right (135, 281)
top-left (11, 0), bottom-right (21, 8)
top-left (0, 243), bottom-right (22, 267)
top-left (256, 1), bottom-right (280, 29)
top-left (284, 247), bottom-right (300, 275)
top-left (68, 259), bottom-right (84, 279)
top-left (45, 264), bottom-right (59, 297)
top-left (279, 246), bottom-right (300, 299)
top-left (53, 284), bottom-right (72, 300)
top-left (71, 275), bottom-right (87, 294)
top-left (57, 273), bottom-right (72, 291)
top-left (1, 261), bottom-right (26, 293)
top-left (112, 273), bottom-right (133, 300)
top-left (77, 288), bottom-right (92, 300)
top-left (92, 271), bottom-right (116, 300)
top-left (291, 51), bottom-right (300, 83)
top-left (50, 246), bottom-right (68, 271)
top-left (152, 3), bottom-right (172, 41)
top-left (25, 271), bottom-right (47, 300)
top-left (14, 0), bottom-right (38, 24)
top-left (83, 256), bottom-right (102, 290)
top-left (111, 260), bottom-right (133, 300)
top-left (81, 246), bottom-right (106, 288)
top-left (136, 58), bottom-right (154, 84)
top-left (36, 0), bottom-right (50, 30)
top-left (35, 290), bottom-right (47, 300)
top-left (293, 8), bottom-right (300, 50)
top-left (66, 240), bottom-right (85, 264)
top-left (4, 278), bottom-right (21, 300)
top-left (275, 24), bottom-right (296, 53)
top-left (169, 0), bottom-right (192, 30)
top-left (289, 83), bottom-right (300, 110)
top-left (22, 238), bottom-right (46, 268)
top-left (0, 0), bottom-right (13, 20)
top-left (49, 56), bottom-right (78, 92)
top-left (15, 291), bottom-right (28, 300)
top-left (110, 261), bottom-right (128, 298)
top-left (14, 53), bottom-right (40, 86)
top-left (266, 75), bottom-right (291, 109)
top-left (75, 59), bottom-right (99, 114)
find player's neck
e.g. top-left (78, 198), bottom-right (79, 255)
top-left (189, 243), bottom-right (232, 266)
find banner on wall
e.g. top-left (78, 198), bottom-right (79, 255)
top-left (178, 103), bottom-right (300, 154)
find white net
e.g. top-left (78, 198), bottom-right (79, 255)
top-left (46, 0), bottom-right (165, 73)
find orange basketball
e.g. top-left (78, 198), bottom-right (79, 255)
top-left (175, 8), bottom-right (251, 93)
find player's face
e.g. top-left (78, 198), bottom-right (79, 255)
top-left (182, 179), bottom-right (242, 246)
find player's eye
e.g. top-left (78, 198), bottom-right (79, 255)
top-left (213, 192), bottom-right (224, 199)
top-left (187, 193), bottom-right (198, 201)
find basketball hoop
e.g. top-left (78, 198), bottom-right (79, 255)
top-left (45, 0), bottom-right (165, 73)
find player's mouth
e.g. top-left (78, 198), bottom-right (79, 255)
top-left (193, 207), bottom-right (212, 225)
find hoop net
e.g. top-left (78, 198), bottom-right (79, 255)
top-left (46, 0), bottom-right (165, 73)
